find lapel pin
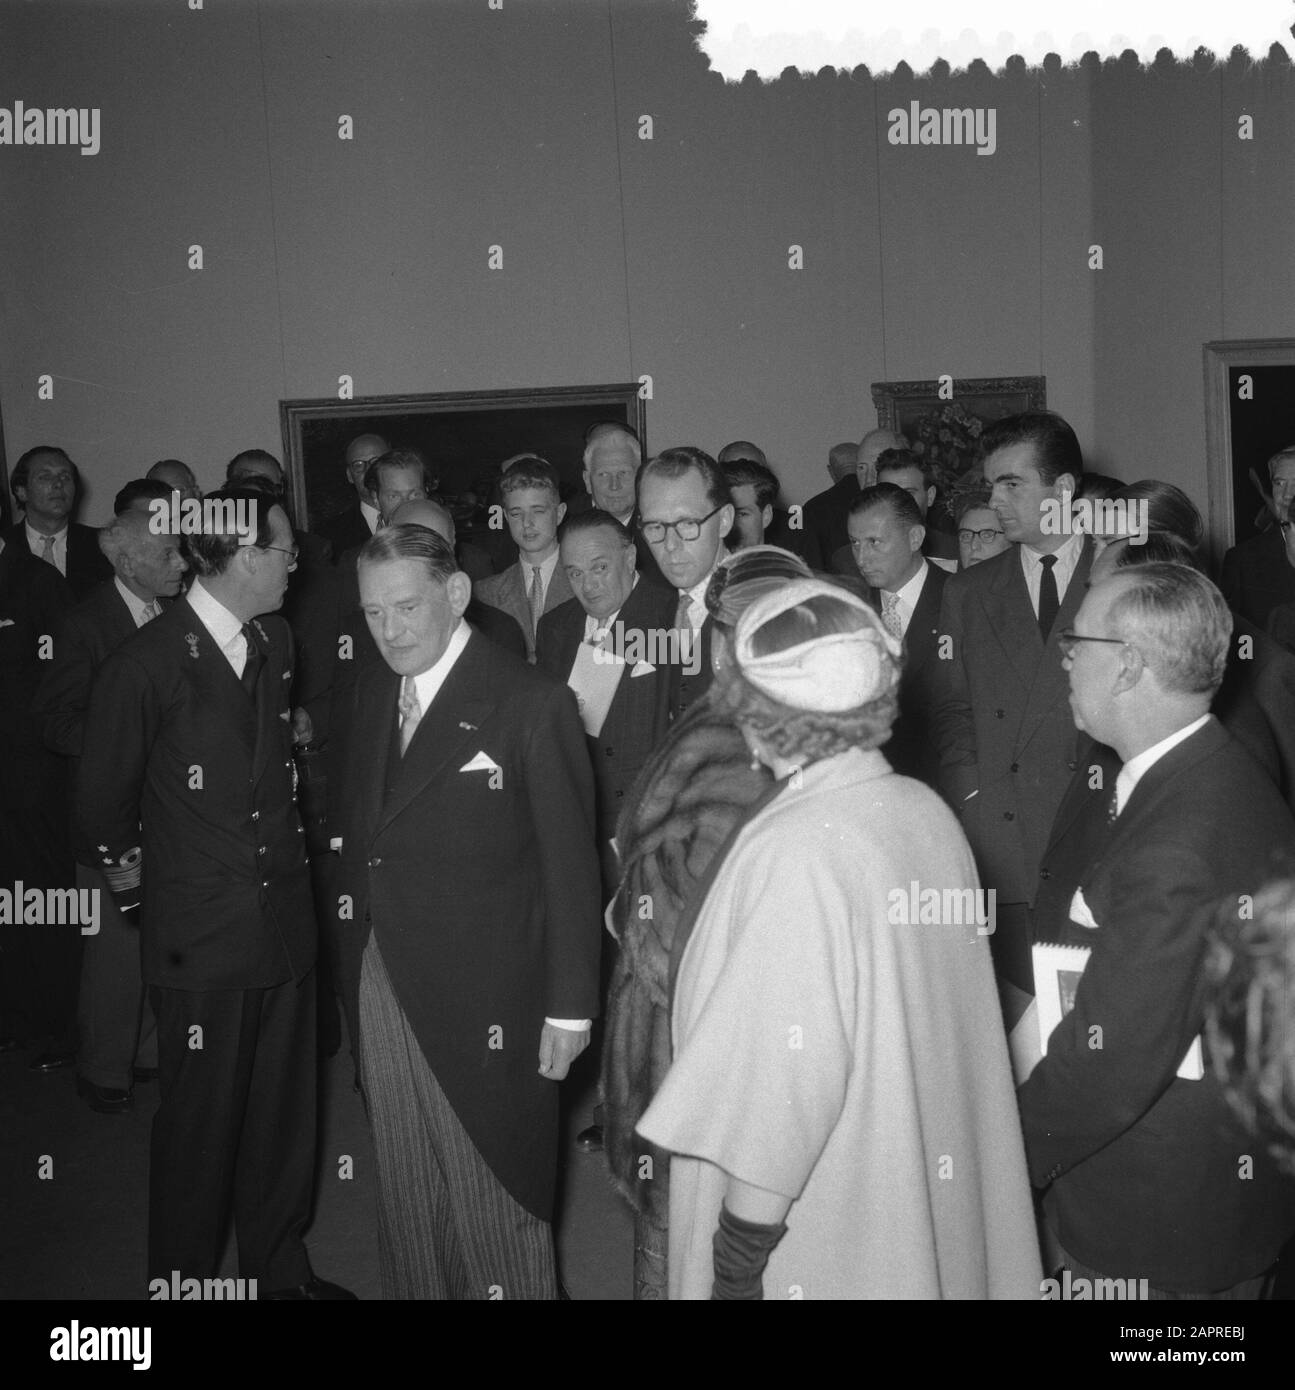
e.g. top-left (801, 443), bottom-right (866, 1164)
top-left (184, 632), bottom-right (200, 659)
top-left (458, 721), bottom-right (477, 731)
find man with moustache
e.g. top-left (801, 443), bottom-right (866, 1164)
top-left (35, 510), bottom-right (188, 1107)
top-left (637, 447), bottom-right (736, 719)
top-left (1019, 563), bottom-right (1295, 1296)
top-left (474, 456), bottom-right (574, 661)
top-left (76, 487), bottom-right (351, 1299)
top-left (933, 412), bottom-right (1093, 1016)
top-left (330, 524), bottom-right (601, 1298)
top-left (4, 445), bottom-right (112, 599)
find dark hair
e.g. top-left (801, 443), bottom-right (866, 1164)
top-left (558, 507), bottom-right (633, 548)
top-left (706, 544), bottom-right (813, 626)
top-left (185, 487), bottom-right (277, 577)
top-left (952, 488), bottom-right (996, 525)
top-left (638, 446), bottom-right (730, 512)
top-left (1108, 531), bottom-right (1204, 573)
top-left (358, 522), bottom-right (459, 585)
top-left (1114, 479), bottom-right (1204, 552)
top-left (977, 411), bottom-right (1084, 488)
top-left (875, 448), bottom-right (932, 487)
top-left (721, 457), bottom-right (779, 510)
top-left (1074, 472), bottom-right (1122, 501)
top-left (226, 449), bottom-right (283, 483)
top-left (849, 481), bottom-right (924, 529)
top-left (12, 445), bottom-right (79, 497)
top-left (113, 478), bottom-right (173, 514)
top-left (364, 448), bottom-right (437, 498)
top-left (499, 454), bottom-right (560, 500)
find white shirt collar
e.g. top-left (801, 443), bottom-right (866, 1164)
top-left (1022, 528), bottom-right (1084, 570)
top-left (27, 521), bottom-right (68, 549)
top-left (186, 577), bottom-right (245, 654)
top-left (888, 558), bottom-right (929, 613)
top-left (408, 619), bottom-right (472, 711)
top-left (520, 547), bottom-right (560, 589)
top-left (114, 575), bottom-right (156, 626)
top-left (680, 565), bottom-right (720, 626)
top-left (360, 499), bottom-right (381, 535)
top-left (1115, 713), bottom-right (1211, 815)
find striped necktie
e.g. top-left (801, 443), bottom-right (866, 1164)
top-left (398, 675), bottom-right (422, 755)
top-left (528, 565), bottom-right (544, 638)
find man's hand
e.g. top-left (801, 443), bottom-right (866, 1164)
top-left (291, 706), bottom-right (315, 746)
top-left (538, 1023), bottom-right (589, 1081)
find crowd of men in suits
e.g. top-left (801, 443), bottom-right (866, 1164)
top-left (2, 417), bottom-right (1295, 1299)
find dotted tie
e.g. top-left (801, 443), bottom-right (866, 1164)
top-left (398, 675), bottom-right (422, 755)
top-left (528, 566), bottom-right (544, 641)
top-left (674, 590), bottom-right (695, 662)
top-left (881, 589), bottom-right (904, 641)
top-left (1038, 553), bottom-right (1060, 642)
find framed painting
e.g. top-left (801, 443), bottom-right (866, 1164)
top-left (278, 383), bottom-right (647, 534)
top-left (870, 375), bottom-right (1047, 497)
top-left (1203, 340), bottom-right (1295, 562)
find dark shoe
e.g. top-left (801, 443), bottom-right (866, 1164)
top-left (77, 1076), bottom-right (132, 1114)
top-left (575, 1124), bottom-right (604, 1153)
top-left (132, 1066), bottom-right (159, 1083)
top-left (262, 1277), bottom-right (357, 1300)
top-left (29, 1050), bottom-right (75, 1073)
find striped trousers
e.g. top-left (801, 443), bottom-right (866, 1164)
top-left (358, 936), bottom-right (558, 1300)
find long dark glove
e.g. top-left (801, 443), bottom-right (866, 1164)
top-left (710, 1201), bottom-right (788, 1300)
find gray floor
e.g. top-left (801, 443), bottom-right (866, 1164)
top-left (0, 1032), bottom-right (633, 1301)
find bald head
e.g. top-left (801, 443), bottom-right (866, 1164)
top-left (390, 496), bottom-right (455, 545)
top-left (857, 429), bottom-right (908, 488)
top-left (717, 440), bottom-right (767, 466)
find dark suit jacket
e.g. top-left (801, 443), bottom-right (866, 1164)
top-left (1019, 718), bottom-right (1295, 1290)
top-left (795, 475), bottom-right (859, 571)
top-left (933, 540), bottom-right (1093, 904)
top-left (474, 557), bottom-right (574, 661)
top-left (3, 520), bottom-right (112, 601)
top-left (1220, 525), bottom-right (1295, 631)
top-left (75, 595), bottom-right (316, 990)
top-left (882, 561), bottom-right (950, 787)
top-left (535, 581), bottom-right (675, 860)
top-left (329, 630), bottom-right (602, 1218)
top-left (312, 502), bottom-right (373, 561)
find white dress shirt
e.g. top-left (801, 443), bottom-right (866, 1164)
top-left (186, 578), bottom-right (251, 677)
top-left (1020, 529), bottom-right (1085, 619)
top-left (519, 548), bottom-right (561, 608)
top-left (882, 560), bottom-right (930, 639)
top-left (1113, 714), bottom-right (1211, 817)
top-left (27, 522), bottom-right (68, 577)
top-left (360, 499), bottom-right (381, 536)
top-left (567, 586), bottom-right (635, 738)
top-left (114, 575), bottom-right (160, 628)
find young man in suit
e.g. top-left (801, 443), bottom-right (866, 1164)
top-left (844, 483), bottom-right (949, 787)
top-left (331, 524), bottom-right (602, 1298)
top-left (637, 446), bottom-right (735, 721)
top-left (35, 510), bottom-right (188, 1110)
top-left (474, 455), bottom-right (573, 661)
top-left (536, 509), bottom-right (674, 889)
top-left (933, 411), bottom-right (1093, 1014)
top-left (4, 445), bottom-right (112, 600)
top-left (76, 487), bottom-right (351, 1299)
top-left (1220, 444), bottom-right (1295, 629)
top-left (1019, 563), bottom-right (1295, 1296)
top-left (313, 433), bottom-right (387, 559)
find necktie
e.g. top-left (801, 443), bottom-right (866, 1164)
top-left (1037, 554), bottom-right (1060, 641)
top-left (239, 623), bottom-right (264, 697)
top-left (398, 675), bottom-right (422, 755)
top-left (140, 600), bottom-right (160, 625)
top-left (40, 534), bottom-right (57, 567)
top-left (528, 566), bottom-right (544, 639)
top-left (674, 590), bottom-right (694, 660)
top-left (1107, 787), bottom-right (1120, 824)
top-left (881, 589), bottom-right (904, 641)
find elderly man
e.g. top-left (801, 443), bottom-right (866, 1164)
top-left (146, 459), bottom-right (201, 504)
top-left (474, 456), bottom-right (574, 661)
top-left (330, 524), bottom-right (601, 1298)
top-left (1221, 444), bottom-right (1295, 629)
top-left (637, 446), bottom-right (735, 719)
top-left (76, 486), bottom-right (349, 1298)
top-left (1019, 563), bottom-right (1295, 1297)
top-left (35, 510), bottom-right (187, 1108)
top-left (4, 445), bottom-right (112, 599)
top-left (314, 433), bottom-right (388, 558)
top-left (933, 412), bottom-right (1093, 1012)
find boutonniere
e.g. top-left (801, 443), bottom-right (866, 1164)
top-left (184, 632), bottom-right (200, 660)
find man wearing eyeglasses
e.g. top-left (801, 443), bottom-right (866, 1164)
top-left (1019, 563), bottom-right (1295, 1299)
top-left (1221, 444), bottom-right (1295, 630)
top-left (76, 486), bottom-right (353, 1301)
top-left (636, 447), bottom-right (735, 719)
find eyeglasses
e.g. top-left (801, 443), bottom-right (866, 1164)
top-left (640, 503), bottom-right (725, 544)
top-left (958, 527), bottom-right (1005, 544)
top-left (1057, 629), bottom-right (1127, 661)
top-left (263, 544), bottom-right (299, 562)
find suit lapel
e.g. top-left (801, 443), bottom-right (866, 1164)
top-left (982, 550), bottom-right (1043, 691)
top-left (376, 632), bottom-right (496, 837)
top-left (173, 598), bottom-right (256, 757)
top-left (1017, 537), bottom-right (1094, 749)
top-left (247, 618), bottom-right (284, 786)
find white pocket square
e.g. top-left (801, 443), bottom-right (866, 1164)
top-left (630, 661), bottom-right (655, 677)
top-left (459, 751), bottom-right (501, 774)
top-left (0, 618), bottom-right (15, 629)
top-left (1069, 886), bottom-right (1100, 930)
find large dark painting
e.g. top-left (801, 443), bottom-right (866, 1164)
top-left (279, 383), bottom-right (647, 534)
